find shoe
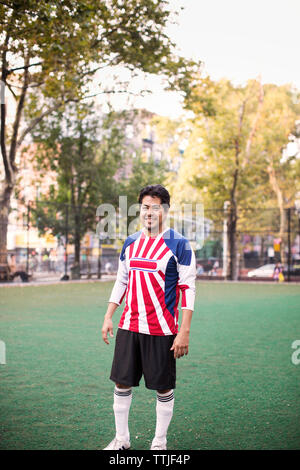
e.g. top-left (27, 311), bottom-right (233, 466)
top-left (103, 437), bottom-right (131, 450)
top-left (150, 439), bottom-right (167, 450)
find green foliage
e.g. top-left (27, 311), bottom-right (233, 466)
top-left (0, 0), bottom-right (199, 265)
top-left (30, 103), bottom-right (132, 260)
top-left (123, 153), bottom-right (169, 209)
top-left (1, 0), bottom-right (198, 126)
top-left (1, 0), bottom-right (199, 192)
top-left (181, 77), bottom-right (300, 212)
top-left (162, 76), bottom-right (300, 276)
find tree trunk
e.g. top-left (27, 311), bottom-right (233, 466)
top-left (227, 203), bottom-right (238, 280)
top-left (227, 137), bottom-right (240, 281)
top-left (267, 162), bottom-right (286, 264)
top-left (260, 235), bottom-right (265, 265)
top-left (0, 183), bottom-right (12, 265)
top-left (226, 102), bottom-right (245, 281)
top-left (69, 208), bottom-right (81, 280)
top-left (74, 219), bottom-right (81, 266)
top-left (74, 207), bottom-right (82, 266)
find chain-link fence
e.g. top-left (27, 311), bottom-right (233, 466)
top-left (195, 206), bottom-right (300, 281)
top-left (1, 201), bottom-right (300, 282)
top-left (1, 200), bottom-right (120, 283)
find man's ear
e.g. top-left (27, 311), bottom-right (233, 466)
top-left (162, 203), bottom-right (170, 213)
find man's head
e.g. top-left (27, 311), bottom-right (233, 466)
top-left (138, 184), bottom-right (170, 235)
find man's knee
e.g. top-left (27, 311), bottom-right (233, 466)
top-left (116, 383), bottom-right (131, 389)
top-left (157, 389), bottom-right (171, 394)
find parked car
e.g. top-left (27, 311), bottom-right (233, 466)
top-left (283, 263), bottom-right (300, 276)
top-left (247, 264), bottom-right (276, 278)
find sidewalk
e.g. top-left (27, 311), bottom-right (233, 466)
top-left (0, 272), bottom-right (117, 287)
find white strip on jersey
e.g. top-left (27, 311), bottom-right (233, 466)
top-left (143, 272), bottom-right (173, 335)
top-left (122, 270), bottom-right (133, 331)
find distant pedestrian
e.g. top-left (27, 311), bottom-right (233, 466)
top-left (197, 263), bottom-right (204, 275)
top-left (8, 255), bottom-right (30, 282)
top-left (273, 262), bottom-right (284, 282)
top-left (105, 261), bottom-right (112, 274)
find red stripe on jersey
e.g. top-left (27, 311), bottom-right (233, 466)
top-left (148, 237), bottom-right (164, 259)
top-left (141, 237), bottom-right (156, 258)
top-left (130, 259), bottom-right (157, 270)
top-left (148, 272), bottom-right (176, 334)
top-left (175, 285), bottom-right (180, 328)
top-left (179, 284), bottom-right (189, 308)
top-left (129, 270), bottom-right (139, 331)
top-left (134, 232), bottom-right (146, 258)
top-left (119, 271), bottom-right (132, 328)
top-left (156, 246), bottom-right (169, 260)
top-left (140, 271), bottom-right (164, 335)
top-left (158, 270), bottom-right (165, 281)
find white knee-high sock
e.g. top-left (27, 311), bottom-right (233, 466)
top-left (113, 386), bottom-right (132, 442)
top-left (153, 390), bottom-right (174, 444)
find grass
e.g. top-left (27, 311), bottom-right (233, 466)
top-left (0, 280), bottom-right (299, 450)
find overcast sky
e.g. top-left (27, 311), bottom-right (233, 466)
top-left (131, 0), bottom-right (300, 117)
top-left (7, 0), bottom-right (300, 121)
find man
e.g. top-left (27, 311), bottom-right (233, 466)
top-left (102, 184), bottom-right (196, 450)
top-left (8, 254), bottom-right (30, 282)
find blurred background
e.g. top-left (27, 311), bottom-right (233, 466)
top-left (1, 0), bottom-right (300, 283)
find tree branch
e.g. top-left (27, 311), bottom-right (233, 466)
top-left (5, 81), bottom-right (17, 99)
top-left (243, 79), bottom-right (264, 168)
top-left (9, 52), bottom-right (30, 169)
top-left (17, 103), bottom-right (62, 147)
top-left (0, 28), bottom-right (13, 185)
top-left (0, 1), bottom-right (14, 9)
top-left (16, 96), bottom-right (78, 147)
top-left (7, 61), bottom-right (43, 75)
top-left (6, 80), bottom-right (45, 90)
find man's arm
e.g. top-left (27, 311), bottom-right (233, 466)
top-left (170, 309), bottom-right (193, 358)
top-left (101, 244), bottom-right (128, 344)
top-left (172, 238), bottom-right (196, 359)
top-left (102, 302), bottom-right (119, 344)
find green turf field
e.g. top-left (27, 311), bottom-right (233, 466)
top-left (0, 281), bottom-right (299, 450)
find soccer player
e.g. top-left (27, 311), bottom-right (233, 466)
top-left (102, 184), bottom-right (196, 450)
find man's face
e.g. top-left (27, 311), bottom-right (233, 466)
top-left (140, 195), bottom-right (168, 234)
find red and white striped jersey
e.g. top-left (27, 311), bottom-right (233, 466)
top-left (108, 227), bottom-right (196, 336)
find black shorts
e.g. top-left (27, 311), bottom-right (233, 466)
top-left (110, 328), bottom-right (176, 390)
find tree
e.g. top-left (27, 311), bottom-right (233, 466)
top-left (0, 0), bottom-right (199, 266)
top-left (187, 78), bottom-right (265, 279)
top-left (121, 153), bottom-right (169, 235)
top-left (125, 154), bottom-right (168, 204)
top-left (28, 103), bottom-right (130, 268)
top-left (182, 77), bottom-right (300, 278)
top-left (253, 84), bottom-right (300, 262)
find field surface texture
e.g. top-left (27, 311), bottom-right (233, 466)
top-left (0, 281), bottom-right (299, 450)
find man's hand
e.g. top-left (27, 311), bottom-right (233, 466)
top-left (170, 330), bottom-right (190, 359)
top-left (101, 303), bottom-right (118, 344)
top-left (102, 316), bottom-right (114, 345)
top-left (170, 309), bottom-right (193, 359)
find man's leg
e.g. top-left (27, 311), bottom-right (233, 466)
top-left (113, 383), bottom-right (132, 442)
top-left (151, 388), bottom-right (174, 450)
top-left (139, 333), bottom-right (176, 450)
top-left (103, 382), bottom-right (132, 450)
top-left (104, 330), bottom-right (141, 450)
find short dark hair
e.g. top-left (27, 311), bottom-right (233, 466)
top-left (138, 184), bottom-right (170, 208)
